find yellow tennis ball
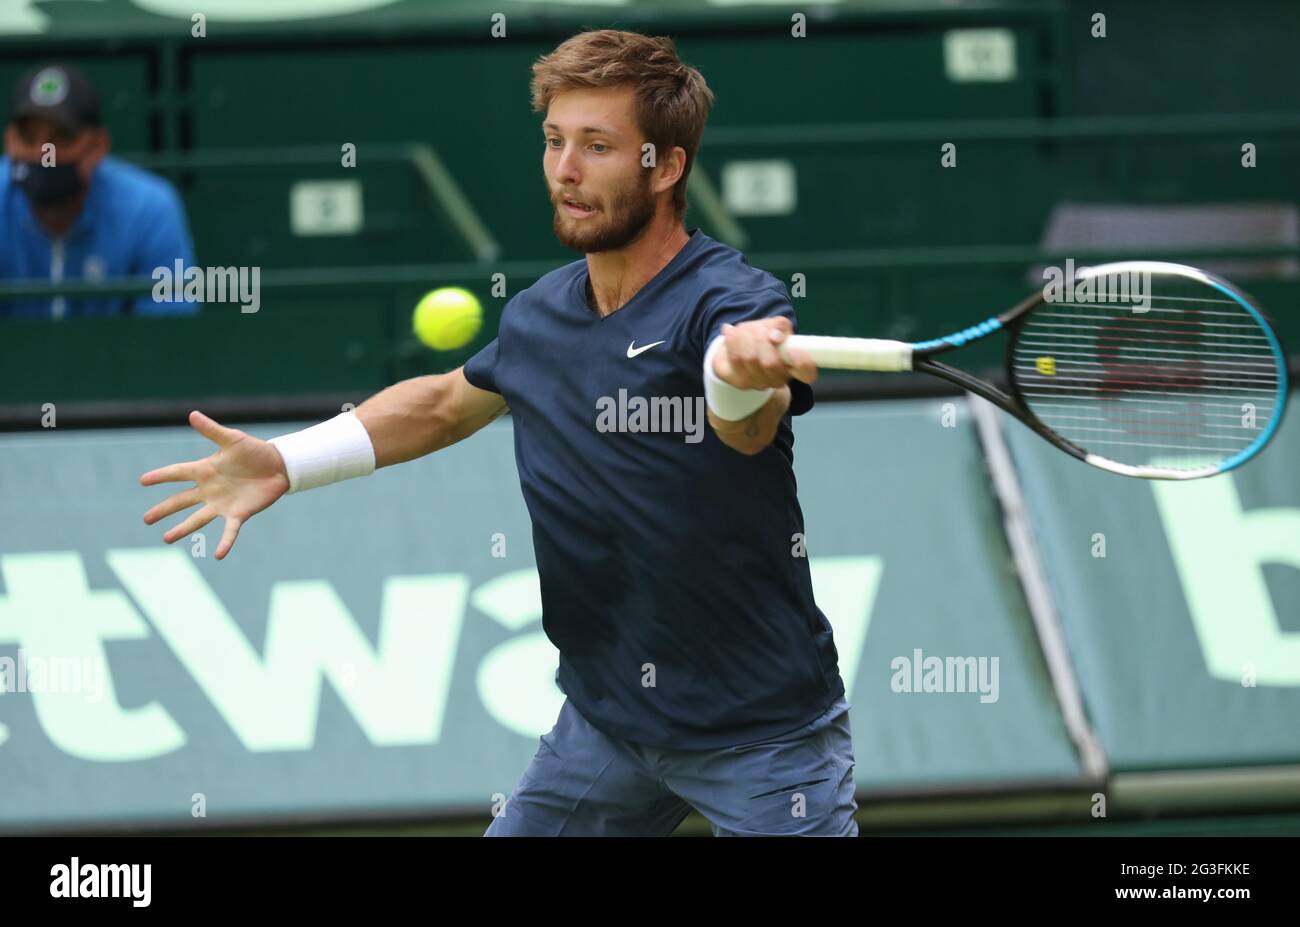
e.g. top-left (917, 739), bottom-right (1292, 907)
top-left (413, 287), bottom-right (482, 351)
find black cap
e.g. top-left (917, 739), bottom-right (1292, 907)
top-left (8, 63), bottom-right (100, 134)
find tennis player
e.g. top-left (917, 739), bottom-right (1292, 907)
top-left (140, 29), bottom-right (858, 837)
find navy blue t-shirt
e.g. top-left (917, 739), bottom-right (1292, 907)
top-left (464, 228), bottom-right (845, 749)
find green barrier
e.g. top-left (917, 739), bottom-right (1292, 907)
top-left (5, 20), bottom-right (1300, 373)
top-left (3, 243), bottom-right (1296, 411)
top-left (0, 301), bottom-right (396, 403)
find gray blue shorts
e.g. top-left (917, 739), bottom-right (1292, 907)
top-left (485, 694), bottom-right (859, 837)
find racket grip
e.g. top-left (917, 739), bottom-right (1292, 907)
top-left (781, 335), bottom-right (914, 372)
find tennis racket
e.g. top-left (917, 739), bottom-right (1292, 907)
top-left (781, 261), bottom-right (1288, 479)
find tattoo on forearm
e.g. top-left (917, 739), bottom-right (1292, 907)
top-left (743, 410), bottom-right (761, 438)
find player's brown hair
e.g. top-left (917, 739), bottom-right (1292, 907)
top-left (531, 29), bottom-right (714, 221)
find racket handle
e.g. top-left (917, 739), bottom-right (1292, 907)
top-left (781, 335), bottom-right (914, 372)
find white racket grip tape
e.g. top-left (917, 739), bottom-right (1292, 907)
top-left (268, 411), bottom-right (376, 494)
top-left (781, 335), bottom-right (914, 372)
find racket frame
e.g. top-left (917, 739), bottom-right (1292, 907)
top-left (787, 261), bottom-right (1289, 479)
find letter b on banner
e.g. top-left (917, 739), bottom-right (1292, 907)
top-left (1151, 468), bottom-right (1300, 685)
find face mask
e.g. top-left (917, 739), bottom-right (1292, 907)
top-left (10, 159), bottom-right (84, 206)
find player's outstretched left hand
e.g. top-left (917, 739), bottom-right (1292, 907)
top-left (139, 411), bottom-right (290, 560)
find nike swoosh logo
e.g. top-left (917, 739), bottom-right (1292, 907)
top-left (626, 340), bottom-right (666, 358)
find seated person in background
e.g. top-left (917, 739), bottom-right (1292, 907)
top-left (0, 63), bottom-right (198, 319)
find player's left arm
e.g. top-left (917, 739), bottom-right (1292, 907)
top-left (705, 317), bottom-right (817, 455)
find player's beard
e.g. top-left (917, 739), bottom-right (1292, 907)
top-left (550, 169), bottom-right (656, 254)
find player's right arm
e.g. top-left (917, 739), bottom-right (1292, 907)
top-left (139, 367), bottom-right (505, 560)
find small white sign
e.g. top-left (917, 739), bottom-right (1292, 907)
top-left (290, 180), bottom-right (364, 236)
top-left (943, 29), bottom-right (1017, 83)
top-left (721, 160), bottom-right (796, 216)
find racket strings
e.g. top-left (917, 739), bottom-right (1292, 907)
top-left (1010, 279), bottom-right (1282, 469)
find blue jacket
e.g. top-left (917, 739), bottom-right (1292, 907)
top-left (0, 154), bottom-right (198, 318)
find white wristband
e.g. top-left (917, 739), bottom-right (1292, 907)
top-left (703, 334), bottom-right (775, 421)
top-left (268, 411), bottom-right (376, 494)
